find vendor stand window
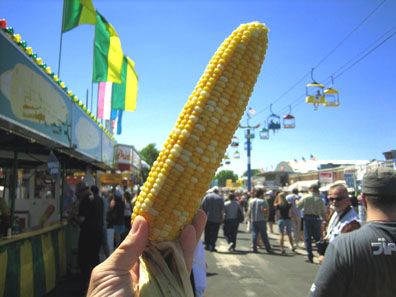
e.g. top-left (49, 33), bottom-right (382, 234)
top-left (0, 166), bottom-right (59, 237)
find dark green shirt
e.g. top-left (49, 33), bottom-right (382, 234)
top-left (309, 222), bottom-right (396, 297)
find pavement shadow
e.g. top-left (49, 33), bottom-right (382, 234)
top-left (216, 250), bottom-right (249, 255)
top-left (233, 237), bottom-right (251, 241)
top-left (44, 275), bottom-right (85, 297)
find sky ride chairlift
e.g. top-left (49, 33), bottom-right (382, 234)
top-left (267, 104), bottom-right (281, 133)
top-left (224, 154), bottom-right (231, 165)
top-left (283, 105), bottom-right (295, 129)
top-left (231, 136), bottom-right (240, 147)
top-left (233, 150), bottom-right (240, 159)
top-left (323, 76), bottom-right (340, 107)
top-left (259, 121), bottom-right (270, 139)
top-left (306, 68), bottom-right (325, 110)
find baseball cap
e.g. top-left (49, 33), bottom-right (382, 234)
top-left (362, 167), bottom-right (396, 196)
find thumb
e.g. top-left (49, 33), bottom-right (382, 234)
top-left (107, 216), bottom-right (149, 271)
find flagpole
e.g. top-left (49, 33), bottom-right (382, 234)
top-left (97, 83), bottom-right (101, 119)
top-left (58, 34), bottom-right (63, 77)
top-left (92, 13), bottom-right (98, 119)
top-left (58, 0), bottom-right (66, 77)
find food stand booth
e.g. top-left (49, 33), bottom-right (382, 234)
top-left (98, 144), bottom-right (143, 192)
top-left (0, 27), bottom-right (115, 297)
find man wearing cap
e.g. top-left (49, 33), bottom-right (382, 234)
top-left (309, 167), bottom-right (396, 297)
top-left (297, 184), bottom-right (327, 263)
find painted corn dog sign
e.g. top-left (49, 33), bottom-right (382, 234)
top-left (0, 30), bottom-right (114, 164)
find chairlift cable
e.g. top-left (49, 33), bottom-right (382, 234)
top-left (314, 0), bottom-right (387, 69)
top-left (318, 26), bottom-right (396, 83)
top-left (271, 28), bottom-right (396, 118)
top-left (254, 1), bottom-right (386, 118)
top-left (254, 70), bottom-right (310, 116)
top-left (333, 30), bottom-right (396, 80)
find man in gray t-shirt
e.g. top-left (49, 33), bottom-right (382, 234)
top-left (201, 188), bottom-right (224, 252)
top-left (247, 188), bottom-right (273, 253)
top-left (309, 168), bottom-right (396, 297)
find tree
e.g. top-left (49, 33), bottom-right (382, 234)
top-left (139, 144), bottom-right (159, 182)
top-left (215, 170), bottom-right (238, 187)
top-left (242, 169), bottom-right (261, 177)
top-left (139, 143), bottom-right (159, 166)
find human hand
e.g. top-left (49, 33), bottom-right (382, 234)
top-left (87, 209), bottom-right (207, 296)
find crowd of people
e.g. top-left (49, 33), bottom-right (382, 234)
top-left (198, 180), bottom-right (368, 262)
top-left (67, 178), bottom-right (137, 295)
top-left (71, 168), bottom-right (395, 297)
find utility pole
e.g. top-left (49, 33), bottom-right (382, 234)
top-left (239, 113), bottom-right (260, 193)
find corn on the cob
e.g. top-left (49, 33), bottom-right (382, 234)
top-left (132, 21), bottom-right (268, 242)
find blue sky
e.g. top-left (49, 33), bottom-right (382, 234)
top-left (1, 0), bottom-right (395, 175)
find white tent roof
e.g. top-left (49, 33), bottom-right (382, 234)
top-left (284, 180), bottom-right (318, 192)
top-left (319, 180), bottom-right (354, 192)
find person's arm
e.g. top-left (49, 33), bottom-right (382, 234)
top-left (261, 200), bottom-right (268, 213)
top-left (308, 241), bottom-right (348, 297)
top-left (297, 197), bottom-right (304, 210)
top-left (109, 198), bottom-right (115, 209)
top-left (200, 197), bottom-right (207, 212)
top-left (320, 202), bottom-right (327, 219)
top-left (88, 210), bottom-right (207, 296)
top-left (275, 208), bottom-right (281, 221)
top-left (341, 220), bottom-right (360, 233)
top-left (78, 198), bottom-right (88, 224)
top-left (247, 201), bottom-right (251, 220)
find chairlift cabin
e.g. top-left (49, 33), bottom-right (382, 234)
top-left (245, 130), bottom-right (255, 139)
top-left (267, 104), bottom-right (281, 133)
top-left (224, 154), bottom-right (231, 165)
top-left (259, 124), bottom-right (270, 139)
top-left (323, 77), bottom-right (340, 107)
top-left (306, 68), bottom-right (325, 109)
top-left (233, 150), bottom-right (240, 159)
top-left (283, 105), bottom-right (295, 129)
top-left (231, 136), bottom-right (239, 147)
top-left (283, 114), bottom-right (295, 128)
top-left (323, 88), bottom-right (340, 107)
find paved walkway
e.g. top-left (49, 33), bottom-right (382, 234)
top-left (46, 222), bottom-right (320, 297)
top-left (204, 223), bottom-right (320, 297)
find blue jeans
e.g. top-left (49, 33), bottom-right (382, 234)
top-left (303, 215), bottom-right (322, 260)
top-left (252, 220), bottom-right (272, 252)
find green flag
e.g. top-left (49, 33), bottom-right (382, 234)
top-left (93, 12), bottom-right (124, 83)
top-left (112, 56), bottom-right (138, 111)
top-left (62, 0), bottom-right (96, 33)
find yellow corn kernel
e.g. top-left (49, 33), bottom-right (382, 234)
top-left (132, 22), bottom-right (268, 241)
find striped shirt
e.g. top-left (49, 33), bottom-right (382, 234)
top-left (248, 197), bottom-right (269, 222)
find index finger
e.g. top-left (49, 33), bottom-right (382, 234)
top-left (192, 209), bottom-right (207, 243)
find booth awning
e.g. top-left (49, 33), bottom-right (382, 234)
top-left (285, 180), bottom-right (318, 192)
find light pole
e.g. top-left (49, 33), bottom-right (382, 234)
top-left (239, 113), bottom-right (260, 193)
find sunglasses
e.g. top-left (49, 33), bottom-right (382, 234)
top-left (328, 196), bottom-right (346, 202)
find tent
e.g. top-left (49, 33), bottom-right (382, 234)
top-left (319, 180), bottom-right (354, 192)
top-left (284, 180), bottom-right (318, 192)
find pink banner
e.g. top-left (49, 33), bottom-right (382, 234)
top-left (97, 82), bottom-right (112, 119)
